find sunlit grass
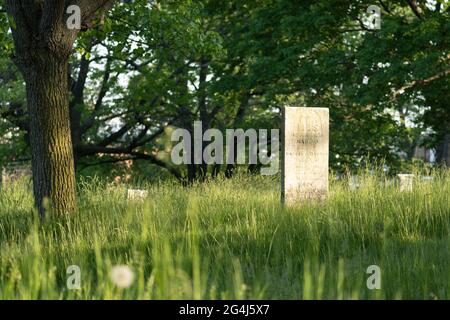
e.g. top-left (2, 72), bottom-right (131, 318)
top-left (0, 170), bottom-right (449, 299)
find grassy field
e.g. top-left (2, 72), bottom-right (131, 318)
top-left (0, 170), bottom-right (449, 300)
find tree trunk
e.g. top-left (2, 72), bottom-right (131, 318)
top-left (435, 134), bottom-right (450, 166)
top-left (24, 54), bottom-right (77, 217)
top-left (225, 93), bottom-right (250, 179)
top-left (4, 0), bottom-right (117, 218)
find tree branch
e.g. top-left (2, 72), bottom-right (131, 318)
top-left (74, 0), bottom-right (117, 29)
top-left (80, 54), bottom-right (112, 133)
top-left (393, 69), bottom-right (450, 98)
top-left (76, 145), bottom-right (183, 181)
top-left (378, 0), bottom-right (392, 14)
top-left (407, 0), bottom-right (422, 19)
top-left (97, 123), bottom-right (134, 147)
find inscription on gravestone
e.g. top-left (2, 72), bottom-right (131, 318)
top-left (281, 107), bottom-right (329, 205)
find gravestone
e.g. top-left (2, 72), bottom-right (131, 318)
top-left (421, 175), bottom-right (434, 183)
top-left (0, 165), bottom-right (32, 189)
top-left (397, 174), bottom-right (414, 192)
top-left (126, 189), bottom-right (148, 201)
top-left (281, 107), bottom-right (329, 205)
top-left (349, 175), bottom-right (361, 190)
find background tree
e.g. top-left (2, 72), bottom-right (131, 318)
top-left (236, 0), bottom-right (449, 169)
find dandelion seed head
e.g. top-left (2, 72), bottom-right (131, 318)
top-left (110, 265), bottom-right (135, 289)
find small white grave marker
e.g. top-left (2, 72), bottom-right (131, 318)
top-left (127, 189), bottom-right (148, 201)
top-left (1, 166), bottom-right (32, 189)
top-left (397, 174), bottom-right (414, 192)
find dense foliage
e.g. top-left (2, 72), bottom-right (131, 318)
top-left (0, 0), bottom-right (449, 180)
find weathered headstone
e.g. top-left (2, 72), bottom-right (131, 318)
top-left (0, 165), bottom-right (32, 190)
top-left (126, 189), bottom-right (148, 201)
top-left (397, 174), bottom-right (414, 192)
top-left (281, 107), bottom-right (329, 205)
top-left (349, 175), bottom-right (361, 190)
top-left (421, 175), bottom-right (434, 183)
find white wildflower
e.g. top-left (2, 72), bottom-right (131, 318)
top-left (110, 265), bottom-right (135, 289)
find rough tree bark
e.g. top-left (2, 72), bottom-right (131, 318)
top-left (25, 53), bottom-right (77, 216)
top-left (5, 0), bottom-right (116, 217)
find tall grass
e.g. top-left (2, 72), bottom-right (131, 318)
top-left (0, 170), bottom-right (449, 299)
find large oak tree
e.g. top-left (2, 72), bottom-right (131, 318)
top-left (4, 0), bottom-right (116, 217)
